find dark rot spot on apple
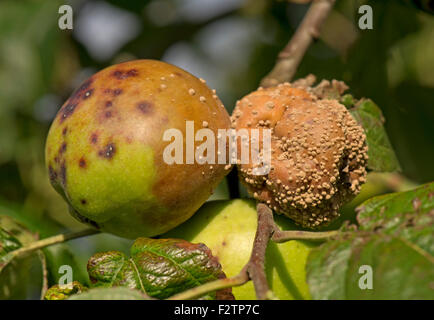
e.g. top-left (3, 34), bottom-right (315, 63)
top-left (90, 133), bottom-right (98, 144)
top-left (174, 72), bottom-right (183, 78)
top-left (98, 143), bottom-right (116, 159)
top-left (71, 208), bottom-right (99, 229)
top-left (78, 78), bottom-right (93, 92)
top-left (103, 88), bottom-right (123, 97)
top-left (69, 78), bottom-right (94, 103)
top-left (79, 157), bottom-right (87, 168)
top-left (54, 156), bottom-right (60, 164)
top-left (113, 70), bottom-right (122, 78)
top-left (60, 162), bottom-right (67, 186)
top-left (59, 142), bottom-right (67, 154)
top-left (137, 101), bottom-right (153, 114)
top-left (112, 69), bottom-right (138, 80)
top-left (80, 199), bottom-right (87, 205)
top-left (59, 103), bottom-right (77, 123)
top-left (48, 165), bottom-right (57, 183)
top-left (105, 101), bottom-right (112, 107)
top-left (62, 127), bottom-right (68, 136)
top-left (83, 88), bottom-right (94, 100)
top-left (104, 111), bottom-right (112, 118)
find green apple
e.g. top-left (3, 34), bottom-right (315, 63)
top-left (45, 60), bottom-right (231, 239)
top-left (164, 199), bottom-right (319, 300)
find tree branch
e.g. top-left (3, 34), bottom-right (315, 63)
top-left (11, 229), bottom-right (100, 259)
top-left (167, 272), bottom-right (249, 300)
top-left (260, 0), bottom-right (336, 87)
top-left (168, 203), bottom-right (275, 300)
top-left (272, 229), bottom-right (338, 243)
top-left (245, 203), bottom-right (275, 299)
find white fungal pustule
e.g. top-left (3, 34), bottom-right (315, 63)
top-left (231, 83), bottom-right (368, 228)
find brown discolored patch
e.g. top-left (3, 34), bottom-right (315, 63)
top-left (48, 165), bottom-right (57, 183)
top-left (104, 88), bottom-right (123, 96)
top-left (112, 69), bottom-right (138, 80)
top-left (62, 127), bottom-right (68, 135)
top-left (59, 142), bottom-right (67, 154)
top-left (68, 78), bottom-right (94, 103)
top-left (137, 101), bottom-right (153, 114)
top-left (105, 101), bottom-right (113, 107)
top-left (98, 143), bottom-right (116, 159)
top-left (70, 208), bottom-right (99, 229)
top-left (59, 103), bottom-right (77, 123)
top-left (90, 133), bottom-right (98, 144)
top-left (80, 199), bottom-right (87, 205)
top-left (60, 162), bottom-right (67, 186)
top-left (78, 78), bottom-right (93, 92)
top-left (104, 111), bottom-right (112, 118)
top-left (412, 197), bottom-right (422, 211)
top-left (83, 88), bottom-right (94, 99)
top-left (79, 157), bottom-right (87, 168)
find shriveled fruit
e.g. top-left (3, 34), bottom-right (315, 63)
top-left (45, 59), bottom-right (231, 238)
top-left (231, 82), bottom-right (368, 228)
top-left (164, 199), bottom-right (318, 300)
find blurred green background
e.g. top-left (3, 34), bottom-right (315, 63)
top-left (0, 0), bottom-right (433, 299)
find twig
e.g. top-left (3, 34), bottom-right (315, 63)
top-left (11, 229), bottom-right (99, 259)
top-left (272, 229), bottom-right (338, 243)
top-left (39, 250), bottom-right (49, 300)
top-left (260, 0), bottom-right (336, 87)
top-left (167, 272), bottom-right (249, 300)
top-left (167, 203), bottom-right (338, 300)
top-left (246, 203), bottom-right (275, 299)
top-left (168, 203), bottom-right (276, 300)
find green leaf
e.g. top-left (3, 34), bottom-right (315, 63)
top-left (306, 182), bottom-right (434, 300)
top-left (357, 182), bottom-right (434, 255)
top-left (44, 281), bottom-right (87, 300)
top-left (43, 244), bottom-right (89, 287)
top-left (68, 287), bottom-right (148, 300)
top-left (87, 238), bottom-right (234, 300)
top-left (347, 98), bottom-right (401, 172)
top-left (0, 215), bottom-right (45, 299)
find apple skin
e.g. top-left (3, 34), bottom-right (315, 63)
top-left (164, 199), bottom-right (318, 300)
top-left (45, 59), bottom-right (231, 239)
